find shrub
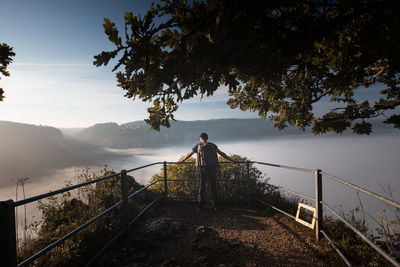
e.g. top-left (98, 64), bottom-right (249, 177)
top-left (149, 154), bottom-right (271, 204)
top-left (18, 167), bottom-right (153, 266)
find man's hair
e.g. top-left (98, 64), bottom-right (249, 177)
top-left (200, 132), bottom-right (208, 140)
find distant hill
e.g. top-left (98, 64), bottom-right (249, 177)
top-left (0, 121), bottom-right (123, 187)
top-left (1, 118), bottom-right (394, 186)
top-left (72, 118), bottom-right (304, 148)
top-left (70, 118), bottom-right (397, 149)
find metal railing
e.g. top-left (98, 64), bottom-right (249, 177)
top-left (0, 161), bottom-right (167, 267)
top-left (251, 162), bottom-right (400, 267)
top-left (1, 160), bottom-right (400, 267)
top-left (0, 160), bottom-right (251, 267)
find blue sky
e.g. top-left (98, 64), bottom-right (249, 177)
top-left (0, 0), bottom-right (258, 128)
top-left (0, 0), bottom-right (389, 129)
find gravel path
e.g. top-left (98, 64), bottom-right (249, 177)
top-left (99, 199), bottom-right (331, 266)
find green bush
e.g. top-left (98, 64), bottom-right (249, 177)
top-left (149, 154), bottom-right (271, 204)
top-left (18, 167), bottom-right (154, 266)
top-left (320, 206), bottom-right (399, 266)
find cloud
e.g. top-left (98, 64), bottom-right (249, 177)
top-left (5, 62), bottom-right (385, 128)
top-left (0, 64), bottom-right (150, 127)
top-left (0, 63), bottom-right (261, 127)
top-left (13, 63), bottom-right (91, 66)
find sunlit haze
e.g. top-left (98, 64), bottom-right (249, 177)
top-left (0, 0), bottom-right (260, 128)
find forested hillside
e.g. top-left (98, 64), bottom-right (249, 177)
top-left (0, 121), bottom-right (120, 187)
top-left (73, 119), bottom-right (303, 148)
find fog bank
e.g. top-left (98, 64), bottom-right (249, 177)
top-left (108, 134), bottom-right (400, 230)
top-left (1, 133), bottom-right (399, 235)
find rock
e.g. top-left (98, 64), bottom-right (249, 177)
top-left (139, 217), bottom-right (182, 239)
top-left (197, 240), bottom-right (213, 250)
top-left (160, 257), bottom-right (178, 266)
top-left (231, 240), bottom-right (241, 246)
top-left (191, 236), bottom-right (199, 245)
top-left (194, 255), bottom-right (208, 263)
top-left (133, 252), bottom-right (147, 259)
top-left (126, 252), bottom-right (147, 261)
top-left (195, 225), bottom-right (206, 233)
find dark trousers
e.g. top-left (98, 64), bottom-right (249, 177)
top-left (197, 165), bottom-right (218, 208)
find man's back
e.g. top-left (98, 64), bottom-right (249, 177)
top-left (177, 132), bottom-right (236, 211)
top-left (194, 142), bottom-right (218, 167)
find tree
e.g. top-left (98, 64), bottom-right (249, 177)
top-left (0, 43), bottom-right (15, 101)
top-left (94, 0), bottom-right (400, 134)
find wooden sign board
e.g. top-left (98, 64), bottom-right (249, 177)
top-left (295, 203), bottom-right (316, 229)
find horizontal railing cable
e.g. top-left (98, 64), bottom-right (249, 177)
top-left (85, 196), bottom-right (163, 267)
top-left (165, 179), bottom-right (255, 182)
top-left (266, 183), bottom-right (315, 202)
top-left (84, 227), bottom-right (126, 267)
top-left (165, 161), bottom-right (240, 164)
top-left (126, 162), bottom-right (163, 173)
top-left (166, 179), bottom-right (195, 182)
top-left (322, 172), bottom-right (400, 209)
top-left (321, 201), bottom-right (400, 267)
top-left (166, 160), bottom-right (315, 176)
top-left (167, 160), bottom-right (315, 174)
top-left (16, 162), bottom-right (165, 207)
top-left (15, 172), bottom-right (121, 207)
top-left (127, 180), bottom-right (161, 200)
top-left (259, 200), bottom-right (296, 220)
top-left (18, 199), bottom-right (124, 267)
top-left (128, 196), bottom-right (162, 227)
top-left (255, 161), bottom-right (314, 173)
top-left (320, 230), bottom-right (352, 267)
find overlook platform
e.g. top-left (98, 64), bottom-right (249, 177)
top-left (4, 161), bottom-right (397, 266)
top-left (97, 199), bottom-right (329, 266)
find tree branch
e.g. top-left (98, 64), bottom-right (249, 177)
top-left (365, 65), bottom-right (389, 84)
top-left (311, 87), bottom-right (334, 103)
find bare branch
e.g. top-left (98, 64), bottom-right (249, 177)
top-left (365, 64), bottom-right (389, 84)
top-left (311, 87), bottom-right (334, 103)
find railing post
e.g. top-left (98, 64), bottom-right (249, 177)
top-left (0, 200), bottom-right (17, 267)
top-left (246, 161), bottom-right (250, 179)
top-left (120, 170), bottom-right (129, 234)
top-left (246, 161), bottom-right (251, 200)
top-left (163, 161), bottom-right (168, 197)
top-left (315, 169), bottom-right (323, 241)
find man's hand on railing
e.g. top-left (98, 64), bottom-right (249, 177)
top-left (178, 151), bottom-right (194, 164)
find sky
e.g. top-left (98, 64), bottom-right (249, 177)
top-left (0, 0), bottom-right (260, 128)
top-left (0, 0), bottom-right (391, 128)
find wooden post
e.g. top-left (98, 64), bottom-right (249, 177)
top-left (0, 200), bottom-right (17, 267)
top-left (163, 161), bottom-right (168, 197)
top-left (315, 169), bottom-right (323, 241)
top-left (120, 170), bottom-right (129, 235)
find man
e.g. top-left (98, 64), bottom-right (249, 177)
top-left (177, 132), bottom-right (236, 211)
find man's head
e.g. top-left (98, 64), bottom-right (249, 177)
top-left (200, 132), bottom-right (208, 143)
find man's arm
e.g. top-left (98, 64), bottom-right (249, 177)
top-left (177, 150), bottom-right (195, 164)
top-left (216, 149), bottom-right (237, 164)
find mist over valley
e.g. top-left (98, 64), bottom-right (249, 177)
top-left (0, 118), bottom-right (398, 232)
top-left (1, 118), bottom-right (398, 192)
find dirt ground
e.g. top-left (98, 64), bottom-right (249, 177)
top-left (98, 199), bottom-right (333, 266)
